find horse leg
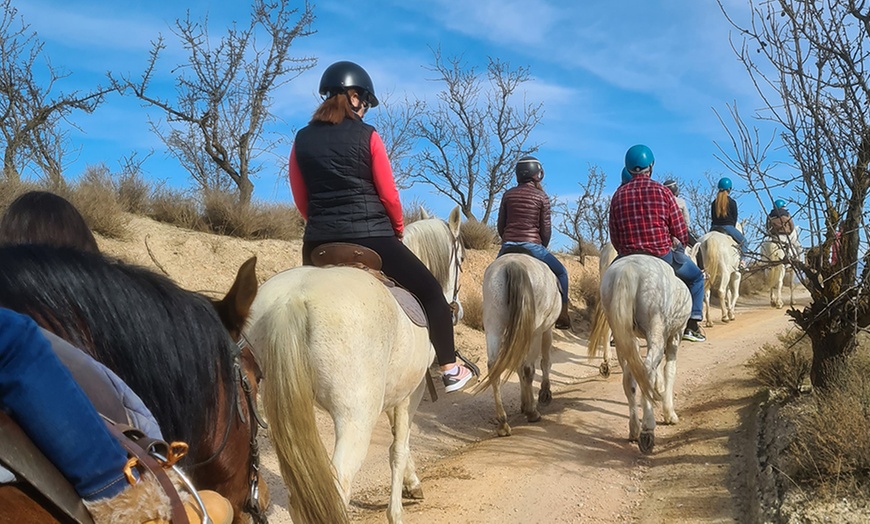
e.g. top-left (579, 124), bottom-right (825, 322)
top-left (386, 399), bottom-right (412, 524)
top-left (492, 379), bottom-right (511, 437)
top-left (661, 336), bottom-right (679, 425)
top-left (538, 328), bottom-right (553, 405)
top-left (600, 321), bottom-right (613, 377)
top-left (394, 381), bottom-right (425, 500)
top-left (718, 278), bottom-right (730, 323)
top-left (622, 369), bottom-right (640, 442)
top-left (729, 273), bottom-right (741, 320)
top-left (704, 286), bottom-right (713, 328)
top-left (520, 362), bottom-right (540, 422)
top-left (332, 412), bottom-right (380, 506)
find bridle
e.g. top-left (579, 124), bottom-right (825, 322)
top-left (186, 334), bottom-right (268, 523)
top-left (235, 333), bottom-right (269, 524)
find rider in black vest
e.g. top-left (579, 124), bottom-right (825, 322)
top-left (289, 61), bottom-right (474, 393)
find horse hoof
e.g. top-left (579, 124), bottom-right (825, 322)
top-left (663, 413), bottom-right (679, 425)
top-left (538, 389), bottom-right (552, 405)
top-left (638, 431), bottom-right (655, 454)
top-left (705, 321), bottom-right (713, 328)
top-left (721, 317), bottom-right (730, 323)
top-left (526, 410), bottom-right (541, 423)
top-left (599, 361), bottom-right (611, 378)
top-left (497, 424), bottom-right (512, 437)
top-left (402, 485), bottom-right (424, 500)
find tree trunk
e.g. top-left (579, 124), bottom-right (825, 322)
top-left (3, 148), bottom-right (19, 181)
top-left (238, 177), bottom-right (254, 207)
top-left (800, 302), bottom-right (858, 390)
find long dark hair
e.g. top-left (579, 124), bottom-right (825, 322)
top-left (0, 245), bottom-right (236, 462)
top-left (0, 191), bottom-right (99, 253)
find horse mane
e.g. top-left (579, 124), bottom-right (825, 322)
top-left (404, 219), bottom-right (451, 287)
top-left (0, 245), bottom-right (235, 461)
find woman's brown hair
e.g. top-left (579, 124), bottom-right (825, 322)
top-left (713, 190), bottom-right (730, 219)
top-left (310, 89), bottom-right (361, 125)
top-left (0, 191), bottom-right (100, 253)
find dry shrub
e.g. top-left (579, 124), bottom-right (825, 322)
top-left (786, 351), bottom-right (870, 486)
top-left (251, 203), bottom-right (304, 241)
top-left (69, 165), bottom-right (129, 239)
top-left (746, 330), bottom-right (812, 395)
top-left (570, 239), bottom-right (601, 259)
top-left (403, 198), bottom-right (433, 225)
top-left (460, 219), bottom-right (497, 250)
top-left (116, 170), bottom-right (151, 214)
top-left (149, 188), bottom-right (203, 230)
top-left (573, 270), bottom-right (601, 314)
top-left (739, 263), bottom-right (768, 296)
top-left (202, 189), bottom-right (304, 240)
top-left (461, 286), bottom-right (484, 331)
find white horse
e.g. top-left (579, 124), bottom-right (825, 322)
top-left (697, 228), bottom-right (742, 326)
top-left (476, 252), bottom-right (562, 437)
top-left (760, 226), bottom-right (801, 309)
top-left (403, 206), bottom-right (464, 323)
top-left (588, 255), bottom-right (691, 454)
top-left (246, 215), bottom-right (463, 524)
top-left (594, 242), bottom-right (618, 377)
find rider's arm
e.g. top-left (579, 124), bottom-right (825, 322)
top-left (288, 144), bottom-right (308, 219)
top-left (370, 132), bottom-right (404, 239)
top-left (539, 194), bottom-right (552, 248)
top-left (496, 197), bottom-right (507, 239)
top-left (666, 191), bottom-right (688, 246)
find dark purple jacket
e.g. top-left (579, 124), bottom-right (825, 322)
top-left (497, 182), bottom-right (552, 247)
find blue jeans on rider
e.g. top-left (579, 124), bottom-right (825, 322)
top-left (718, 225), bottom-right (747, 256)
top-left (660, 250), bottom-right (705, 321)
top-left (499, 241), bottom-right (569, 304)
top-left (0, 308), bottom-right (132, 501)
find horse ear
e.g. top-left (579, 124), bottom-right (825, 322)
top-left (448, 206), bottom-right (462, 236)
top-left (214, 256), bottom-right (258, 337)
top-left (420, 206), bottom-right (432, 220)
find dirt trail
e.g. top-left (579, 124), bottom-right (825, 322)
top-left (260, 290), bottom-right (807, 524)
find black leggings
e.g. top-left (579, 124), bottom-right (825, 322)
top-left (302, 237), bottom-right (456, 366)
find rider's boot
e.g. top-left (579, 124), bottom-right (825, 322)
top-left (85, 472), bottom-right (233, 524)
top-left (555, 301), bottom-right (572, 330)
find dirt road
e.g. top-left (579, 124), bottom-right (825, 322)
top-left (259, 290), bottom-right (806, 524)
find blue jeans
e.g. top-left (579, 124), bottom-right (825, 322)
top-left (660, 250), bottom-right (705, 321)
top-left (499, 242), bottom-right (569, 303)
top-left (0, 308), bottom-right (131, 501)
top-left (716, 225), bottom-right (747, 255)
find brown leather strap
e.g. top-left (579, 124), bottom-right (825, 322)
top-left (103, 422), bottom-right (190, 524)
top-left (312, 242), bottom-right (383, 270)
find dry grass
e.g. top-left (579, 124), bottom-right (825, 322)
top-left (572, 269), bottom-right (601, 316)
top-left (69, 166), bottom-right (130, 239)
top-left (740, 263), bottom-right (768, 296)
top-left (403, 198), bottom-right (434, 225)
top-left (785, 348), bottom-right (870, 489)
top-left (461, 219), bottom-right (498, 250)
top-left (148, 187), bottom-right (204, 231)
top-left (746, 330), bottom-right (812, 395)
top-left (116, 170), bottom-right (151, 214)
top-left (461, 286), bottom-right (484, 331)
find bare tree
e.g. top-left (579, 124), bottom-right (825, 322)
top-left (114, 0), bottom-right (315, 205)
top-left (369, 92), bottom-right (425, 189)
top-left (554, 165), bottom-right (610, 251)
top-left (412, 50), bottom-right (543, 222)
top-left (0, 0), bottom-right (113, 184)
top-left (720, 0), bottom-right (870, 388)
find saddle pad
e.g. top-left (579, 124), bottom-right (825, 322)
top-left (389, 286), bottom-right (427, 328)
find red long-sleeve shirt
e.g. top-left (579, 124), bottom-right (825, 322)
top-left (609, 174), bottom-right (688, 257)
top-left (288, 130), bottom-right (404, 237)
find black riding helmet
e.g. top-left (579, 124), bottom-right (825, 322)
top-left (663, 179), bottom-right (678, 196)
top-left (319, 60), bottom-right (379, 107)
top-left (516, 156), bottom-right (543, 183)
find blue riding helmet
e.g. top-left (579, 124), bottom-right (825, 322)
top-left (774, 198), bottom-right (786, 209)
top-left (625, 144), bottom-right (655, 173)
top-left (717, 177), bottom-right (732, 191)
top-left (621, 167), bottom-right (632, 186)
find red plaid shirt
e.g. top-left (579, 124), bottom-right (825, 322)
top-left (609, 174), bottom-right (688, 256)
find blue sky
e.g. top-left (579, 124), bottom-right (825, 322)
top-left (16, 0), bottom-right (777, 249)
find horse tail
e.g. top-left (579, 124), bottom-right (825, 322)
top-left (252, 298), bottom-right (349, 524)
top-left (474, 261), bottom-right (536, 393)
top-left (587, 303), bottom-right (608, 358)
top-left (703, 237), bottom-right (722, 284)
top-left (605, 267), bottom-right (660, 402)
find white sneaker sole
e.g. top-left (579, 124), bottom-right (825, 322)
top-left (443, 372), bottom-right (473, 393)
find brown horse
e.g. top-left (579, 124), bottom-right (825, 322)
top-left (0, 245), bottom-right (267, 523)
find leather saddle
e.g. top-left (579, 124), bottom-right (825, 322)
top-left (311, 243), bottom-right (427, 328)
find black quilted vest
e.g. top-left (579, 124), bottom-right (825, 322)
top-left (294, 118), bottom-right (394, 241)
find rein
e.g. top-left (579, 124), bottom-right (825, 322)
top-left (448, 231), bottom-right (463, 325)
top-left (186, 335), bottom-right (268, 523)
